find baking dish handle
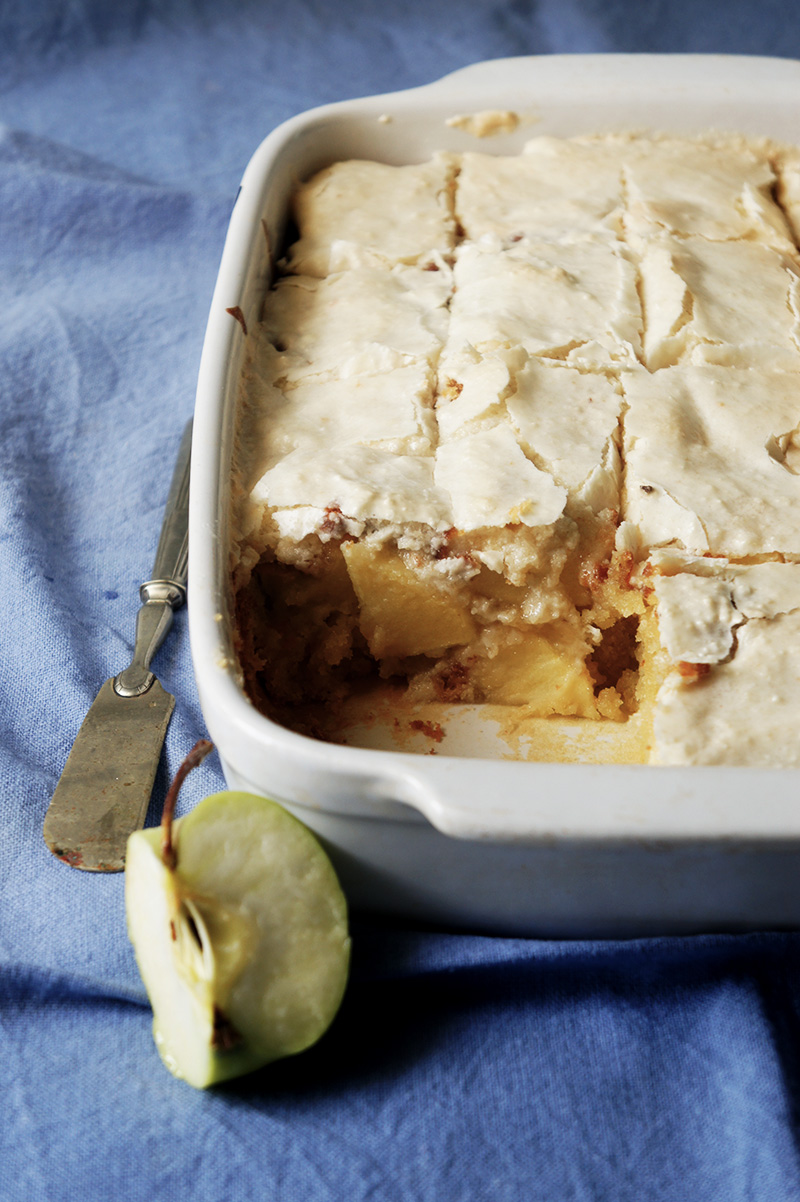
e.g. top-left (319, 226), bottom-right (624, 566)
top-left (386, 759), bottom-right (800, 844)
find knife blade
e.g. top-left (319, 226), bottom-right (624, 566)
top-left (43, 420), bottom-right (192, 872)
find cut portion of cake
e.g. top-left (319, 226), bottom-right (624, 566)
top-left (231, 131), bottom-right (800, 767)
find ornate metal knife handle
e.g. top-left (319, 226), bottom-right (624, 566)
top-left (114, 421), bottom-right (191, 699)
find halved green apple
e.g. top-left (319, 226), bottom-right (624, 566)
top-left (125, 746), bottom-right (350, 1089)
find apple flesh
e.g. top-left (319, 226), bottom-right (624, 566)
top-left (125, 789), bottom-right (350, 1089)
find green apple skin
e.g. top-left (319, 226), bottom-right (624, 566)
top-left (125, 791), bottom-right (350, 1089)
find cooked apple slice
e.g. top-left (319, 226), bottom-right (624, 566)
top-left (125, 742), bottom-right (350, 1089)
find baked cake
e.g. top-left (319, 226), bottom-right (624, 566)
top-left (230, 134), bottom-right (800, 767)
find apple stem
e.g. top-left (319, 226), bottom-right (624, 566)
top-left (161, 739), bottom-right (214, 870)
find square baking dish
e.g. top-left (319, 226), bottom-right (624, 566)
top-left (190, 53), bottom-right (800, 936)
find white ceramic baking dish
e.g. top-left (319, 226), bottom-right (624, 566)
top-left (190, 53), bottom-right (800, 936)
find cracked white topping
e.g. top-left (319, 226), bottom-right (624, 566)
top-left (448, 237), bottom-right (642, 369)
top-left (260, 266), bottom-right (451, 383)
top-left (285, 155), bottom-right (456, 278)
top-left (240, 138), bottom-right (800, 551)
top-left (654, 611), bottom-right (800, 766)
top-left (434, 424), bottom-right (567, 531)
top-left (623, 367), bottom-right (800, 557)
top-left (456, 138), bottom-right (627, 241)
top-left (239, 138), bottom-right (800, 549)
top-left (639, 237), bottom-right (800, 370)
top-left (654, 611), bottom-right (800, 767)
top-left (435, 355), bottom-right (514, 441)
top-left (457, 133), bottom-right (793, 248)
top-left (249, 363), bottom-right (437, 475)
top-left (506, 362), bottom-right (623, 506)
top-left (253, 445), bottom-right (454, 528)
top-left (654, 573), bottom-right (740, 663)
top-left (655, 560), bottom-right (800, 658)
top-left (729, 561), bottom-right (800, 617)
top-left (622, 137), bottom-right (793, 247)
top-left (653, 561), bottom-right (800, 764)
top-left (432, 358), bottom-right (623, 513)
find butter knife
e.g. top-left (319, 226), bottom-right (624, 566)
top-left (43, 420), bottom-right (192, 872)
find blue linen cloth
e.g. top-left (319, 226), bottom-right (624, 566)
top-left (3, 3), bottom-right (800, 1198)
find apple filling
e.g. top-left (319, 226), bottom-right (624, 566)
top-left (231, 134), bottom-right (800, 765)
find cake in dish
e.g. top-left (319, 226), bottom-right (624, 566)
top-left (230, 134), bottom-right (800, 766)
